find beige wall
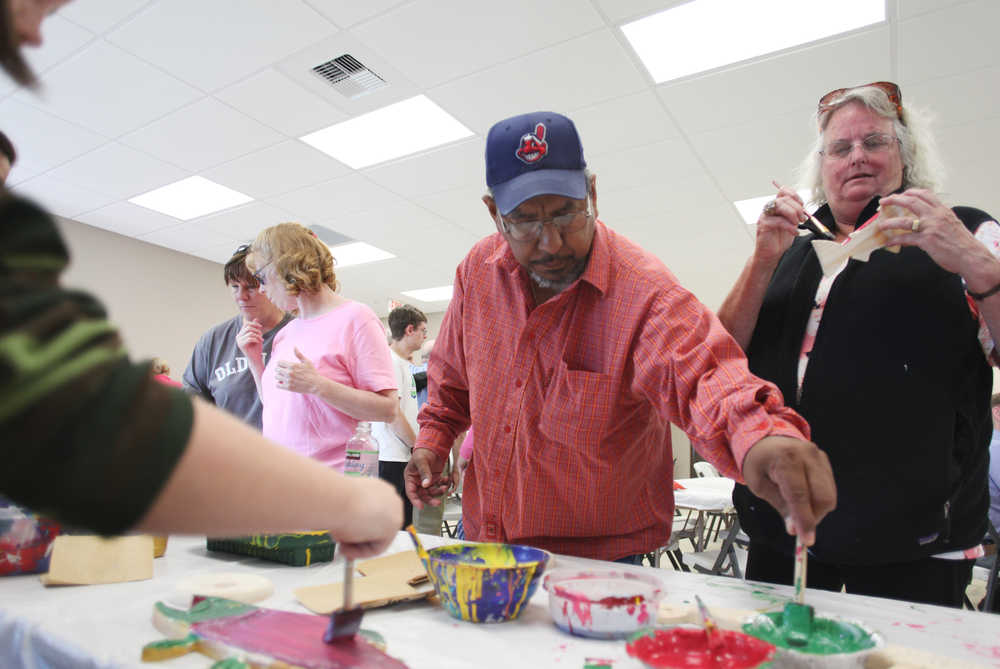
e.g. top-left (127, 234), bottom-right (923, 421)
top-left (55, 217), bottom-right (237, 382)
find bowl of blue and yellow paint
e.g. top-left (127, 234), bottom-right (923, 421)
top-left (416, 540), bottom-right (551, 623)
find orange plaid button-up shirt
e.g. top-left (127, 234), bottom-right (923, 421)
top-left (416, 221), bottom-right (809, 561)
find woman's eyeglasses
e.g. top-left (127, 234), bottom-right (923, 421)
top-left (818, 81), bottom-right (902, 120)
top-left (820, 132), bottom-right (900, 160)
top-left (252, 261), bottom-right (272, 286)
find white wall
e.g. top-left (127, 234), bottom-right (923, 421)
top-left (55, 217), bottom-right (238, 382)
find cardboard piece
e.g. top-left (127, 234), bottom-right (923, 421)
top-left (295, 550), bottom-right (434, 614)
top-left (41, 535), bottom-right (153, 586)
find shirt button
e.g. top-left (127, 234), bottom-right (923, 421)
top-left (504, 425), bottom-right (511, 434)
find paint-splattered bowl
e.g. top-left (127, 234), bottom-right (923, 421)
top-left (626, 625), bottom-right (777, 668)
top-left (422, 542), bottom-right (550, 623)
top-left (741, 612), bottom-right (884, 668)
top-left (543, 569), bottom-right (664, 639)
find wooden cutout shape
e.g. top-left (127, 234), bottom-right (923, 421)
top-left (41, 535), bottom-right (153, 586)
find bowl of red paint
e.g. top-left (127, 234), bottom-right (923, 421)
top-left (543, 569), bottom-right (663, 639)
top-left (626, 626), bottom-right (776, 669)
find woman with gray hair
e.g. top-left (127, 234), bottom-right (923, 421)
top-left (717, 81), bottom-right (1000, 607)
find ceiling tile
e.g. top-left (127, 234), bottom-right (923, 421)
top-left (76, 200), bottom-right (182, 237)
top-left (937, 117), bottom-right (1000, 177)
top-left (11, 174), bottom-right (114, 218)
top-left (203, 140), bottom-right (351, 199)
top-left (351, 0), bottom-right (604, 88)
top-left (22, 15), bottom-right (94, 74)
top-left (657, 27), bottom-right (891, 136)
top-left (59, 0), bottom-right (151, 34)
top-left (215, 68), bottom-right (348, 137)
top-left (44, 142), bottom-right (187, 200)
top-left (687, 110), bottom-right (816, 201)
top-left (266, 173), bottom-right (406, 222)
top-left (0, 98), bottom-right (107, 185)
top-left (303, 0), bottom-right (407, 29)
top-left (121, 97), bottom-right (284, 171)
top-left (414, 186), bottom-right (494, 236)
top-left (898, 0), bottom-right (970, 20)
top-left (15, 40), bottom-right (201, 137)
top-left (898, 0), bottom-right (1000, 84)
top-left (195, 202), bottom-right (301, 242)
top-left (362, 137), bottom-right (484, 199)
top-left (138, 221), bottom-right (238, 256)
top-left (598, 171), bottom-right (726, 223)
top-left (569, 90), bottom-right (679, 158)
top-left (429, 29), bottom-right (649, 133)
top-left (593, 0), bottom-right (688, 24)
top-left (107, 0), bottom-right (339, 91)
top-left (905, 65), bottom-right (1000, 129)
top-left (589, 137), bottom-right (705, 194)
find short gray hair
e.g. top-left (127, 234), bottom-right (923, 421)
top-left (796, 85), bottom-right (943, 207)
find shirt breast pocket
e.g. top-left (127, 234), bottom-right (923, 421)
top-left (537, 361), bottom-right (615, 460)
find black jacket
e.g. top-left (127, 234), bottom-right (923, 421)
top-left (736, 197), bottom-right (993, 565)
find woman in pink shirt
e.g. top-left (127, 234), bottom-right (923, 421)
top-left (237, 223), bottom-right (397, 471)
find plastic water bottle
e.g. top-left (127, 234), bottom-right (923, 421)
top-left (344, 421), bottom-right (379, 478)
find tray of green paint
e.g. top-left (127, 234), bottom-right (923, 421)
top-left (206, 532), bottom-right (335, 566)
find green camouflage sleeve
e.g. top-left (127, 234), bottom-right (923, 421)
top-left (0, 194), bottom-right (193, 534)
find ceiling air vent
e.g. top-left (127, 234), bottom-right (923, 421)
top-left (311, 54), bottom-right (387, 99)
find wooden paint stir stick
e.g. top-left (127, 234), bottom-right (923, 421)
top-left (783, 533), bottom-right (814, 647)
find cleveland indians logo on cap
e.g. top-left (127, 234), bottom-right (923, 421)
top-left (515, 123), bottom-right (548, 164)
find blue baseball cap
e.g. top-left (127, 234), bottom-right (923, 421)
top-left (485, 111), bottom-right (587, 216)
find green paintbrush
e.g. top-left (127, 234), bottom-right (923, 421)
top-left (783, 534), bottom-right (814, 646)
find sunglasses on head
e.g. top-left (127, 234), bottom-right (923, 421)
top-left (818, 81), bottom-right (902, 120)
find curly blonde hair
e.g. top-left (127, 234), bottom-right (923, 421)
top-left (247, 223), bottom-right (338, 297)
top-left (796, 84), bottom-right (943, 207)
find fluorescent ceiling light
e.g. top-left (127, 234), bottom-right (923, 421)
top-left (622, 0), bottom-right (884, 84)
top-left (329, 241), bottom-right (395, 268)
top-left (300, 95), bottom-right (473, 169)
top-left (734, 191), bottom-right (811, 225)
top-left (129, 176), bottom-right (253, 220)
top-left (401, 285), bottom-right (453, 303)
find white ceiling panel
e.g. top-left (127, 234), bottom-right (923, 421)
top-left (107, 0), bottom-right (338, 92)
top-left (120, 98), bottom-right (283, 171)
top-left (59, 0), bottom-right (152, 34)
top-left (195, 202), bottom-right (303, 243)
top-left (941, 157), bottom-right (1000, 223)
top-left (362, 137), bottom-right (484, 199)
top-left (11, 174), bottom-right (114, 219)
top-left (905, 65), bottom-right (1000, 129)
top-left (414, 186), bottom-right (494, 236)
top-left (937, 117), bottom-right (1000, 181)
top-left (898, 0), bottom-right (1000, 84)
top-left (687, 110), bottom-right (817, 201)
top-left (203, 141), bottom-right (352, 200)
top-left (657, 27), bottom-right (891, 136)
top-left (14, 40), bottom-right (201, 137)
top-left (266, 173), bottom-right (406, 223)
top-left (273, 33), bottom-right (422, 117)
top-left (569, 90), bottom-right (679, 158)
top-left (598, 171), bottom-right (727, 225)
top-left (589, 138), bottom-right (705, 195)
top-left (43, 142), bottom-right (187, 200)
top-left (0, 98), bottom-right (107, 185)
top-left (75, 200), bottom-right (184, 237)
top-left (303, 0), bottom-right (408, 30)
top-left (429, 30), bottom-right (648, 133)
top-left (215, 68), bottom-right (349, 137)
top-left (21, 15), bottom-right (94, 74)
top-left (351, 0), bottom-right (604, 89)
top-left (898, 0), bottom-right (971, 20)
top-left (138, 220), bottom-right (238, 256)
top-left (593, 0), bottom-right (688, 24)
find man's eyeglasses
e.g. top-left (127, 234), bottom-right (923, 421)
top-left (820, 132), bottom-right (900, 161)
top-left (818, 81), bottom-right (902, 120)
top-left (500, 200), bottom-right (593, 243)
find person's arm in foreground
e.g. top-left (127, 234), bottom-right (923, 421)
top-left (138, 400), bottom-right (402, 559)
top-left (717, 186), bottom-right (806, 349)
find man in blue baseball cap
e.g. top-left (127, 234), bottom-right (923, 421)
top-left (406, 111), bottom-right (837, 563)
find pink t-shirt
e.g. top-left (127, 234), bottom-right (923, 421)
top-left (261, 301), bottom-right (396, 471)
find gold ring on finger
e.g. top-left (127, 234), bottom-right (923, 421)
top-left (911, 218), bottom-right (921, 232)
